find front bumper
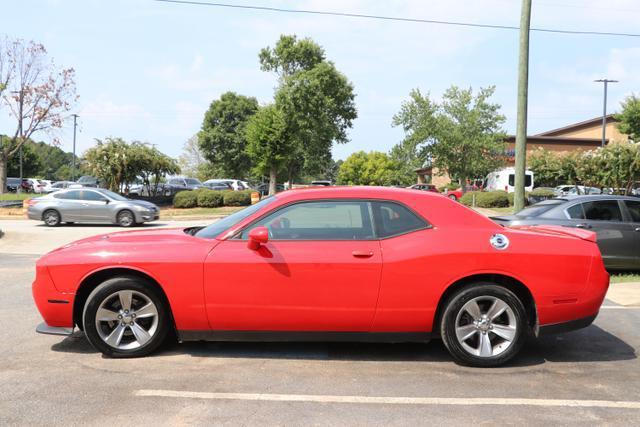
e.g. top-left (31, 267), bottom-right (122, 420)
top-left (36, 322), bottom-right (74, 336)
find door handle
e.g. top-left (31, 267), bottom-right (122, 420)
top-left (576, 223), bottom-right (592, 229)
top-left (352, 250), bottom-right (374, 258)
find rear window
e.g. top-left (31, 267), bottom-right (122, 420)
top-left (371, 201), bottom-right (429, 238)
top-left (508, 174), bottom-right (532, 187)
top-left (516, 199), bottom-right (564, 217)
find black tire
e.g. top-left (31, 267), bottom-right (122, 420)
top-left (42, 209), bottom-right (61, 227)
top-left (117, 209), bottom-right (135, 227)
top-left (82, 276), bottom-right (170, 358)
top-left (440, 283), bottom-right (527, 367)
top-left (448, 194), bottom-right (457, 201)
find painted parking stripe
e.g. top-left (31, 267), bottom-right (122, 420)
top-left (135, 390), bottom-right (640, 409)
top-left (601, 305), bottom-right (640, 309)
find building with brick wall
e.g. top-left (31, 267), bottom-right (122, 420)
top-left (415, 114), bottom-right (629, 187)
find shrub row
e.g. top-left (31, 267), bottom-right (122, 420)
top-left (173, 189), bottom-right (253, 208)
top-left (460, 191), bottom-right (510, 208)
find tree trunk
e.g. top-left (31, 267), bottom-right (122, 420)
top-left (269, 164), bottom-right (277, 196)
top-left (0, 152), bottom-right (7, 195)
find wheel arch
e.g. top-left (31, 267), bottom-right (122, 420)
top-left (433, 273), bottom-right (537, 334)
top-left (41, 207), bottom-right (61, 221)
top-left (115, 208), bottom-right (135, 223)
top-left (73, 267), bottom-right (175, 332)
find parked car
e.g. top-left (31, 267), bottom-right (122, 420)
top-left (76, 175), bottom-right (101, 188)
top-left (203, 179), bottom-right (241, 190)
top-left (555, 185), bottom-right (601, 196)
top-left (484, 167), bottom-right (534, 193)
top-left (33, 187), bottom-right (608, 367)
top-left (491, 195), bottom-right (640, 271)
top-left (5, 177), bottom-right (21, 192)
top-left (409, 183), bottom-right (438, 192)
top-left (45, 181), bottom-right (75, 193)
top-left (443, 188), bottom-right (463, 201)
top-left (256, 183), bottom-right (285, 196)
top-left (20, 178), bottom-right (34, 193)
top-left (166, 177), bottom-right (204, 190)
top-left (27, 188), bottom-right (160, 227)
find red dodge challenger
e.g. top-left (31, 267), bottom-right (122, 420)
top-left (33, 187), bottom-right (609, 367)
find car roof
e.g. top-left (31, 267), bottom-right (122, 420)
top-left (561, 194), bottom-right (639, 202)
top-left (273, 186), bottom-right (444, 202)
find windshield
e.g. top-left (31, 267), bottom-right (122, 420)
top-left (195, 196), bottom-right (276, 239)
top-left (186, 178), bottom-right (202, 186)
top-left (515, 199), bottom-right (565, 217)
top-left (98, 189), bottom-right (129, 201)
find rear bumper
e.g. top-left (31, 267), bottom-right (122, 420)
top-left (538, 313), bottom-right (597, 336)
top-left (36, 322), bottom-right (74, 336)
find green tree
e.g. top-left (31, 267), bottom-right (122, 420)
top-left (246, 105), bottom-right (288, 195)
top-left (336, 151), bottom-right (399, 186)
top-left (198, 92), bottom-right (259, 179)
top-left (617, 94), bottom-right (640, 143)
top-left (393, 86), bottom-right (507, 189)
top-left (6, 142), bottom-right (41, 177)
top-left (260, 35), bottom-right (357, 187)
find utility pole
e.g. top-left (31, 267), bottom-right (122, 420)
top-left (12, 90), bottom-right (24, 193)
top-left (594, 79), bottom-right (618, 147)
top-left (72, 114), bottom-right (79, 181)
top-left (513, 0), bottom-right (532, 212)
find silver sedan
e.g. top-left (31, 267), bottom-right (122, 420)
top-left (27, 188), bottom-right (160, 227)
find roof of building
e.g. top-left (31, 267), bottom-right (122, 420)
top-left (534, 114), bottom-right (617, 137)
top-left (504, 135), bottom-right (604, 146)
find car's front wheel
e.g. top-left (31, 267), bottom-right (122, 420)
top-left (117, 210), bottom-right (136, 227)
top-left (82, 277), bottom-right (169, 357)
top-left (440, 284), bottom-right (527, 367)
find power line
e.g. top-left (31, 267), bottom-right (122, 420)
top-left (152, 0), bottom-right (640, 38)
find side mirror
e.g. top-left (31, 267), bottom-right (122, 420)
top-left (102, 198), bottom-right (110, 204)
top-left (247, 226), bottom-right (269, 250)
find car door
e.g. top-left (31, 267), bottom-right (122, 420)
top-left (203, 200), bottom-right (382, 332)
top-left (54, 190), bottom-right (84, 221)
top-left (577, 200), bottom-right (636, 269)
top-left (77, 190), bottom-right (112, 221)
top-left (622, 200), bottom-right (640, 269)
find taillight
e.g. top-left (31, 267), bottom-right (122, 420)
top-left (27, 199), bottom-right (39, 207)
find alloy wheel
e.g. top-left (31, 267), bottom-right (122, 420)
top-left (118, 211), bottom-right (134, 227)
top-left (454, 296), bottom-right (517, 358)
top-left (94, 290), bottom-right (159, 350)
top-left (43, 210), bottom-right (60, 226)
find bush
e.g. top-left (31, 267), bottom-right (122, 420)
top-left (438, 183), bottom-right (460, 192)
top-left (173, 190), bottom-right (198, 208)
top-left (223, 190), bottom-right (252, 206)
top-left (529, 187), bottom-right (555, 197)
top-left (460, 191), bottom-right (509, 208)
top-left (197, 190), bottom-right (224, 208)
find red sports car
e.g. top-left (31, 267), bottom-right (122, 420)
top-left (33, 187), bottom-right (609, 367)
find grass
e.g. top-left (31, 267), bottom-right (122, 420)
top-left (487, 206), bottom-right (515, 215)
top-left (0, 193), bottom-right (32, 201)
top-left (610, 273), bottom-right (640, 284)
top-left (160, 206), bottom-right (244, 219)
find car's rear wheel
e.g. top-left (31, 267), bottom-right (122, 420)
top-left (42, 209), bottom-right (61, 227)
top-left (448, 194), bottom-right (457, 201)
top-left (82, 277), bottom-right (169, 357)
top-left (117, 210), bottom-right (135, 227)
top-left (440, 284), bottom-right (527, 367)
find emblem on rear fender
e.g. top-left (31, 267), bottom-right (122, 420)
top-left (490, 233), bottom-right (509, 250)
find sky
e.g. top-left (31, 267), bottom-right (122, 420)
top-left (1, 0), bottom-right (639, 162)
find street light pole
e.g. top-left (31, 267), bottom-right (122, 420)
top-left (594, 79), bottom-right (618, 147)
top-left (72, 114), bottom-right (79, 181)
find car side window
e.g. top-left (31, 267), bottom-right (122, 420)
top-left (242, 201), bottom-right (375, 240)
top-left (624, 201), bottom-right (640, 222)
top-left (583, 201), bottom-right (623, 222)
top-left (55, 190), bottom-right (81, 200)
top-left (81, 191), bottom-right (106, 201)
top-left (566, 204), bottom-right (585, 219)
top-left (371, 201), bottom-right (429, 238)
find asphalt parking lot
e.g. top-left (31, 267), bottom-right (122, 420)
top-left (1, 221), bottom-right (640, 425)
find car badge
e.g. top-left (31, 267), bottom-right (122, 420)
top-left (490, 233), bottom-right (509, 250)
